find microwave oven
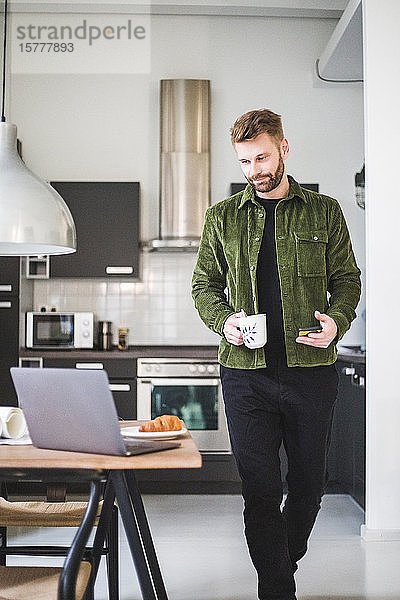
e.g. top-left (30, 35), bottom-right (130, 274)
top-left (26, 312), bottom-right (94, 349)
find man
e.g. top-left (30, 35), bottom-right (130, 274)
top-left (191, 109), bottom-right (361, 600)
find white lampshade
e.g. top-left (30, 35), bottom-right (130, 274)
top-left (0, 121), bottom-right (76, 256)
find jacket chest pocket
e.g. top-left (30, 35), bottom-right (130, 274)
top-left (294, 230), bottom-right (328, 277)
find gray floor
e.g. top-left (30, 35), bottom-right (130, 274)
top-left (6, 494), bottom-right (400, 599)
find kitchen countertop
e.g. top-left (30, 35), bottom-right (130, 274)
top-left (19, 346), bottom-right (219, 360)
top-left (20, 345), bottom-right (365, 363)
top-left (336, 345), bottom-right (366, 364)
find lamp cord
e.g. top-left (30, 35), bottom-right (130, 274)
top-left (1, 0), bottom-right (8, 122)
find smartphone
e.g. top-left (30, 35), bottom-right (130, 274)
top-left (298, 326), bottom-right (322, 337)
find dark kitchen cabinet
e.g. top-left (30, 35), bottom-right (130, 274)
top-left (0, 258), bottom-right (20, 406)
top-left (41, 356), bottom-right (137, 420)
top-left (107, 381), bottom-right (136, 420)
top-left (277, 356), bottom-right (366, 507)
top-left (136, 453), bottom-right (241, 494)
top-left (327, 358), bottom-right (366, 507)
top-left (49, 182), bottom-right (140, 278)
top-left (0, 258), bottom-right (20, 294)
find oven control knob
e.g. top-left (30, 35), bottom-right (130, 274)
top-left (83, 319), bottom-right (89, 326)
top-left (198, 365), bottom-right (206, 374)
top-left (145, 364), bottom-right (152, 373)
top-left (189, 364), bottom-right (197, 373)
top-left (155, 365), bottom-right (161, 373)
top-left (82, 331), bottom-right (90, 338)
top-left (207, 365), bottom-right (216, 374)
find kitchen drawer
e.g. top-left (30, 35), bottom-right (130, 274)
top-left (42, 357), bottom-right (136, 378)
top-left (109, 380), bottom-right (136, 420)
top-left (0, 257), bottom-right (20, 295)
top-left (40, 359), bottom-right (137, 420)
top-left (0, 295), bottom-right (20, 406)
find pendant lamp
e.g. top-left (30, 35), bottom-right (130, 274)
top-left (0, 0), bottom-right (76, 256)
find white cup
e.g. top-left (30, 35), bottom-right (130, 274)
top-left (237, 313), bottom-right (267, 349)
top-left (0, 407), bottom-right (27, 439)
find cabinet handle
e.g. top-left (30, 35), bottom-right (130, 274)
top-left (109, 384), bottom-right (131, 392)
top-left (342, 367), bottom-right (355, 376)
top-left (0, 285), bottom-right (12, 292)
top-left (75, 362), bottom-right (104, 370)
top-left (105, 266), bottom-right (134, 275)
top-left (351, 373), bottom-right (366, 388)
top-left (0, 301), bottom-right (12, 308)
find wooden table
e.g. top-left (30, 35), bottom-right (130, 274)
top-left (0, 422), bottom-right (202, 600)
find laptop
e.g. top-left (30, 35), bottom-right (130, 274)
top-left (10, 367), bottom-right (181, 457)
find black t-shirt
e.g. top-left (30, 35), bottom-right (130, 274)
top-left (256, 196), bottom-right (286, 359)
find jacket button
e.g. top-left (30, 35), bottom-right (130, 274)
top-left (278, 235), bottom-right (284, 239)
top-left (250, 266), bottom-right (255, 271)
top-left (255, 237), bottom-right (260, 242)
top-left (313, 236), bottom-right (319, 240)
top-left (259, 213), bottom-right (264, 218)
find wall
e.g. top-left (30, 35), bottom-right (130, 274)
top-left (33, 253), bottom-right (219, 346)
top-left (362, 0), bottom-right (400, 539)
top-left (10, 1), bottom-right (348, 11)
top-left (10, 13), bottom-right (365, 346)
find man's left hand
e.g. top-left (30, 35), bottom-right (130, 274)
top-left (295, 310), bottom-right (337, 349)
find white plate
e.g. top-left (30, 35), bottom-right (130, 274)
top-left (121, 424), bottom-right (187, 440)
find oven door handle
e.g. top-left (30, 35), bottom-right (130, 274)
top-left (136, 378), bottom-right (152, 420)
top-left (137, 378), bottom-right (220, 386)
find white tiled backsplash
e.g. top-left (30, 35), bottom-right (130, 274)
top-left (32, 253), bottom-right (220, 346)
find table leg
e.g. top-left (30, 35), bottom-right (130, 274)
top-left (106, 505), bottom-right (120, 600)
top-left (0, 526), bottom-right (6, 566)
top-left (0, 480), bottom-right (6, 566)
top-left (124, 470), bottom-right (168, 600)
top-left (110, 471), bottom-right (158, 600)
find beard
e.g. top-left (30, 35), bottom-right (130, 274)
top-left (247, 155), bottom-right (285, 194)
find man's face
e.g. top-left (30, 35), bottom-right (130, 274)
top-left (234, 132), bottom-right (288, 195)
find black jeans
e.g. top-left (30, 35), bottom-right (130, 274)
top-left (220, 358), bottom-right (338, 600)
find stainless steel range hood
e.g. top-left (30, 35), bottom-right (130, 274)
top-left (148, 79), bottom-right (210, 251)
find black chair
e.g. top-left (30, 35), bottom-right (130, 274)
top-left (0, 478), bottom-right (119, 600)
top-left (0, 479), bottom-right (102, 600)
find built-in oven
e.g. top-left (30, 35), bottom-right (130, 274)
top-left (136, 358), bottom-right (230, 453)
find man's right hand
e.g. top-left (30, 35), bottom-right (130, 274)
top-left (223, 313), bottom-right (244, 346)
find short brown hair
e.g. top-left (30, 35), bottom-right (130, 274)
top-left (230, 109), bottom-right (284, 145)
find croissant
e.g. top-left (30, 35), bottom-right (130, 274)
top-left (139, 415), bottom-right (182, 433)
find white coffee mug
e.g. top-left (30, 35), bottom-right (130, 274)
top-left (237, 313), bottom-right (267, 349)
top-left (0, 407), bottom-right (27, 439)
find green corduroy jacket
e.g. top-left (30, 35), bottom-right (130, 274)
top-left (191, 176), bottom-right (361, 368)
